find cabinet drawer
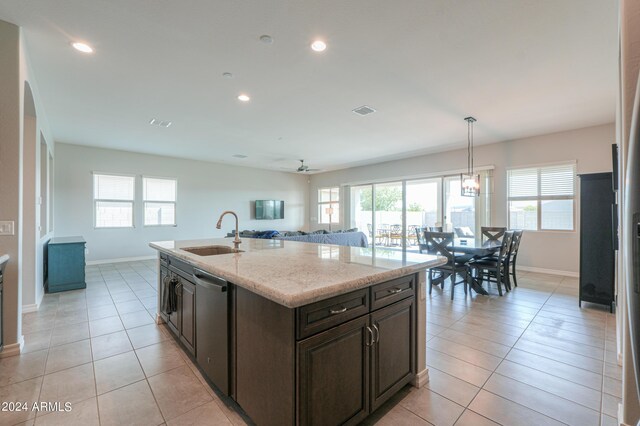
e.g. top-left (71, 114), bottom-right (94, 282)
top-left (370, 275), bottom-right (414, 310)
top-left (297, 289), bottom-right (369, 340)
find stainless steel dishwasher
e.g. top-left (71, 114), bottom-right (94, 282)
top-left (192, 268), bottom-right (229, 395)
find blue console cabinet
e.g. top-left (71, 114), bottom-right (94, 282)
top-left (47, 236), bottom-right (86, 293)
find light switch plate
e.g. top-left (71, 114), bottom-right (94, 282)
top-left (0, 221), bottom-right (15, 236)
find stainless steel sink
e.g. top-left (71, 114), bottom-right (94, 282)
top-left (181, 245), bottom-right (243, 256)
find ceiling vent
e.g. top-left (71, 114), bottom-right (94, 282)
top-left (352, 105), bottom-right (376, 116)
top-left (149, 118), bottom-right (172, 127)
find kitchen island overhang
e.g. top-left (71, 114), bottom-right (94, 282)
top-left (150, 238), bottom-right (445, 426)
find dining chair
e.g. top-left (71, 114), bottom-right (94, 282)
top-left (428, 226), bottom-right (443, 232)
top-left (481, 226), bottom-right (506, 243)
top-left (467, 231), bottom-right (514, 296)
top-left (507, 230), bottom-right (524, 287)
top-left (415, 227), bottom-right (428, 253)
top-left (424, 231), bottom-right (469, 300)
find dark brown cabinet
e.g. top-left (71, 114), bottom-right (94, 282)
top-left (297, 315), bottom-right (371, 426)
top-left (179, 279), bottom-right (195, 354)
top-left (160, 252), bottom-right (419, 426)
top-left (370, 297), bottom-right (415, 411)
top-left (161, 261), bottom-right (196, 356)
top-left (296, 294), bottom-right (415, 425)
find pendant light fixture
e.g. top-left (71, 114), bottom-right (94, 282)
top-left (461, 116), bottom-right (480, 197)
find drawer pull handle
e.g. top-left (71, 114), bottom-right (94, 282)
top-left (365, 326), bottom-right (374, 346)
top-left (372, 324), bottom-right (380, 343)
top-left (329, 306), bottom-right (347, 315)
top-left (387, 287), bottom-right (405, 294)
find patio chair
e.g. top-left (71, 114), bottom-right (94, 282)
top-left (454, 226), bottom-right (474, 238)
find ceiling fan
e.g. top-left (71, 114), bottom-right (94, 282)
top-left (296, 160), bottom-right (321, 173)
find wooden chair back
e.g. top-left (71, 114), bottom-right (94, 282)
top-left (481, 226), bottom-right (506, 243)
top-left (424, 231), bottom-right (455, 263)
top-left (510, 230), bottom-right (524, 256)
top-left (498, 231), bottom-right (515, 262)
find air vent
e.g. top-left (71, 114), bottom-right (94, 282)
top-left (352, 105), bottom-right (376, 116)
top-left (149, 118), bottom-right (172, 128)
top-left (232, 154), bottom-right (248, 159)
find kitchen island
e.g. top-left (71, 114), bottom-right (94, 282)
top-left (150, 238), bottom-right (444, 426)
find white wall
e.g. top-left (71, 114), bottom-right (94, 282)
top-left (309, 123), bottom-right (615, 275)
top-left (54, 143), bottom-right (309, 262)
top-left (0, 20), bottom-right (56, 352)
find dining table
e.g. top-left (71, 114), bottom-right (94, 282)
top-left (452, 238), bottom-right (502, 295)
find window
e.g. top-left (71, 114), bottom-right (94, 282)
top-left (94, 173), bottom-right (135, 228)
top-left (507, 163), bottom-right (575, 231)
top-left (318, 187), bottom-right (339, 224)
top-left (143, 177), bottom-right (177, 226)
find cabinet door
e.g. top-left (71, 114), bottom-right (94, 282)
top-left (166, 274), bottom-right (180, 337)
top-left (297, 315), bottom-right (370, 426)
top-left (180, 279), bottom-right (196, 355)
top-left (370, 297), bottom-right (415, 411)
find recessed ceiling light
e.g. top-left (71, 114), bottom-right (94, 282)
top-left (311, 40), bottom-right (327, 52)
top-left (237, 94), bottom-right (250, 102)
top-left (232, 154), bottom-right (248, 159)
top-left (222, 72), bottom-right (233, 78)
top-left (259, 35), bottom-right (273, 44)
top-left (71, 42), bottom-right (93, 53)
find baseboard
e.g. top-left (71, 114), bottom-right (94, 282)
top-left (617, 402), bottom-right (633, 426)
top-left (518, 266), bottom-right (579, 278)
top-left (22, 303), bottom-right (39, 313)
top-left (412, 368), bottom-right (429, 388)
top-left (0, 336), bottom-right (24, 358)
top-left (22, 290), bottom-right (44, 313)
top-left (86, 255), bottom-right (156, 266)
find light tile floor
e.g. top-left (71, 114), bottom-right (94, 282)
top-left (0, 262), bottom-right (620, 426)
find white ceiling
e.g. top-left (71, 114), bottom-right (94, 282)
top-left (0, 0), bottom-right (618, 173)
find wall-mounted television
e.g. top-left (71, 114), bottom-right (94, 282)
top-left (255, 200), bottom-right (284, 220)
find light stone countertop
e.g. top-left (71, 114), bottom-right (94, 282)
top-left (149, 238), bottom-right (446, 308)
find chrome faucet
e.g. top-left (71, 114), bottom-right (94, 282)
top-left (216, 211), bottom-right (242, 250)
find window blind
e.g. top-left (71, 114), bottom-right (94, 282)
top-left (507, 168), bottom-right (538, 198)
top-left (94, 174), bottom-right (134, 200)
top-left (540, 164), bottom-right (575, 197)
top-left (143, 177), bottom-right (176, 202)
top-left (508, 164), bottom-right (575, 199)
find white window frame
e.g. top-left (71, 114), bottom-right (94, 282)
top-left (143, 176), bottom-right (177, 227)
top-left (93, 172), bottom-right (136, 229)
top-left (318, 187), bottom-right (340, 224)
top-left (507, 162), bottom-right (576, 232)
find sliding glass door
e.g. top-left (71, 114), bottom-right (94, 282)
top-left (405, 178), bottom-right (441, 250)
top-left (349, 173), bottom-right (488, 251)
top-left (443, 176), bottom-right (477, 235)
top-left (350, 185), bottom-right (373, 245)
